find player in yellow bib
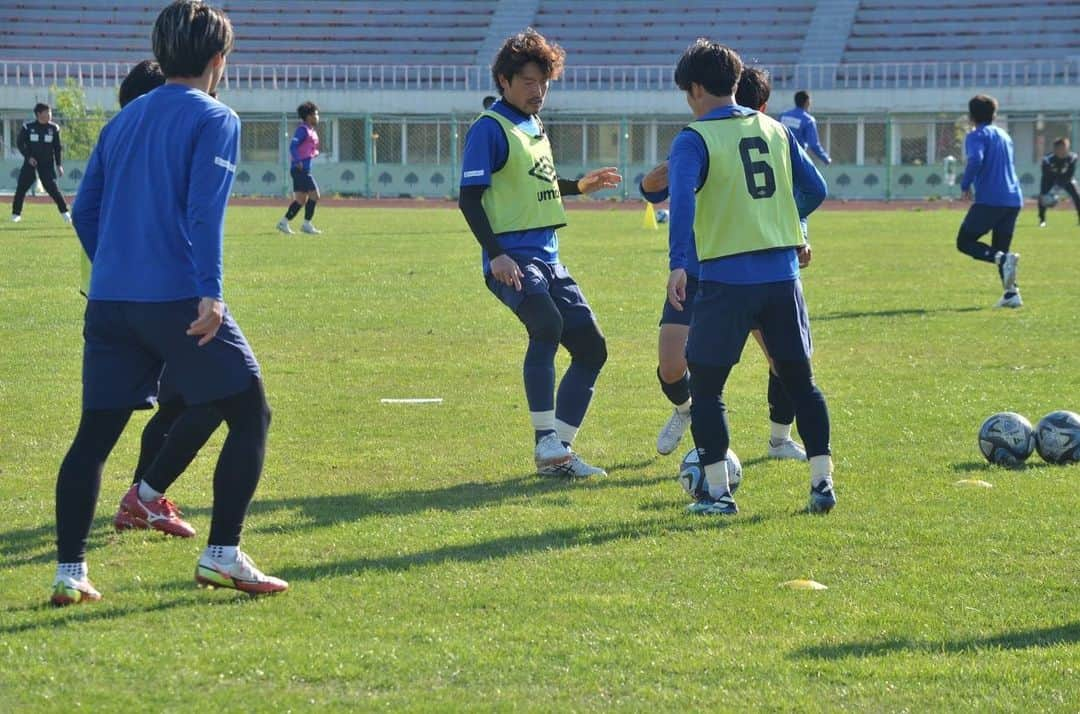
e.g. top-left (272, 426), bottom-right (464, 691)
top-left (458, 30), bottom-right (620, 477)
top-left (665, 40), bottom-right (835, 516)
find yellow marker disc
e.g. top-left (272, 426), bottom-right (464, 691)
top-left (780, 579), bottom-right (828, 590)
top-left (954, 479), bottom-right (993, 488)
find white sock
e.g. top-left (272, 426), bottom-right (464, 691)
top-left (675, 398), bottom-right (691, 415)
top-left (555, 418), bottom-right (579, 447)
top-left (56, 561), bottom-right (87, 581)
top-left (138, 480), bottom-right (163, 502)
top-left (205, 545), bottom-right (238, 563)
top-left (530, 410), bottom-right (556, 434)
top-left (769, 421), bottom-right (792, 444)
top-left (810, 455), bottom-right (833, 488)
top-left (704, 459), bottom-right (730, 499)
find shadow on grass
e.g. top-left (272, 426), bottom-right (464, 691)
top-left (0, 470), bottom-right (677, 562)
top-left (270, 513), bottom-right (766, 582)
top-left (815, 306), bottom-right (982, 322)
top-left (793, 621), bottom-right (1080, 660)
top-left (951, 460), bottom-right (1055, 473)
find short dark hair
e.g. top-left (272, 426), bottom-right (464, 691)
top-left (794, 90), bottom-right (810, 108)
top-left (968, 95), bottom-right (997, 124)
top-left (1053, 137), bottom-right (1069, 148)
top-left (152, 0), bottom-right (234, 79)
top-left (33, 102), bottom-right (49, 115)
top-left (297, 101), bottom-right (318, 120)
top-left (482, 95), bottom-right (497, 110)
top-left (491, 29), bottom-right (565, 96)
top-left (119, 60), bottom-right (166, 107)
top-left (736, 67), bottom-right (771, 110)
top-left (674, 39), bottom-right (743, 98)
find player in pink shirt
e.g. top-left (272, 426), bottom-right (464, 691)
top-left (277, 101), bottom-right (322, 234)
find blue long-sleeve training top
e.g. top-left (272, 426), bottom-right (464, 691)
top-left (779, 107), bottom-right (830, 164)
top-left (73, 83), bottom-right (240, 301)
top-left (668, 105), bottom-right (827, 285)
top-left (960, 123), bottom-right (1023, 208)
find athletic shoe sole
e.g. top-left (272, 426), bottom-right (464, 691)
top-left (195, 565), bottom-right (288, 596)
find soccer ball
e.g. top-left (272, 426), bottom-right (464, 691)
top-left (1038, 192), bottom-right (1058, 208)
top-left (1034, 410), bottom-right (1080, 464)
top-left (678, 447), bottom-right (742, 500)
top-left (977, 412), bottom-right (1035, 466)
top-left (655, 208), bottom-right (669, 223)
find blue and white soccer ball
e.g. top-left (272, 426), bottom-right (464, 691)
top-left (655, 208), bottom-right (669, 223)
top-left (678, 447), bottom-right (742, 500)
top-left (1034, 410), bottom-right (1080, 464)
top-left (978, 412), bottom-right (1035, 467)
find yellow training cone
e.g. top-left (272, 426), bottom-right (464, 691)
top-left (955, 479), bottom-right (993, 488)
top-left (641, 201), bottom-right (657, 230)
top-left (780, 579), bottom-right (828, 590)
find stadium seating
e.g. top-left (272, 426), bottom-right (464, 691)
top-left (844, 0), bottom-right (1080, 63)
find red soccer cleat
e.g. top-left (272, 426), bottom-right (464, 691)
top-left (116, 484), bottom-right (196, 538)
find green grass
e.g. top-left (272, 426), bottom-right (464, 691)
top-left (1, 202), bottom-right (1077, 712)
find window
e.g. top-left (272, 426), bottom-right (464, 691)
top-left (371, 121), bottom-right (402, 163)
top-left (827, 121), bottom-right (857, 164)
top-left (548, 122), bottom-right (583, 166)
top-left (406, 121), bottom-right (451, 164)
top-left (898, 121), bottom-right (929, 165)
top-left (585, 123), bottom-right (620, 164)
top-left (338, 118), bottom-right (367, 161)
top-left (863, 121), bottom-right (886, 165)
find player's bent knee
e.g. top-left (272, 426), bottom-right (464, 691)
top-left (658, 362), bottom-right (686, 385)
top-left (564, 325), bottom-right (607, 370)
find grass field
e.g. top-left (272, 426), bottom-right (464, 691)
top-left (0, 202), bottom-right (1077, 711)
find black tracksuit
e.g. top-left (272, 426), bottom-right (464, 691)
top-left (1039, 151), bottom-right (1080, 223)
top-left (12, 120), bottom-right (68, 216)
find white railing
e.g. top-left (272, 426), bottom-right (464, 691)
top-left (0, 59), bottom-right (1075, 91)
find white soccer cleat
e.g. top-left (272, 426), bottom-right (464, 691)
top-left (538, 452), bottom-right (607, 478)
top-left (534, 432), bottom-right (572, 469)
top-left (1039, 221), bottom-right (1046, 228)
top-left (301, 221), bottom-right (322, 235)
top-left (62, 211), bottom-right (72, 224)
top-left (276, 218), bottom-right (294, 234)
top-left (994, 292), bottom-right (1023, 309)
top-left (767, 437), bottom-right (807, 460)
top-left (657, 407), bottom-right (692, 455)
top-left (11, 214), bottom-right (21, 223)
top-left (195, 550), bottom-right (288, 595)
top-left (1001, 252), bottom-right (1020, 292)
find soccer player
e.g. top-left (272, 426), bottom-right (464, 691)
top-left (666, 40), bottom-right (833, 516)
top-left (277, 101), bottom-right (321, 235)
top-left (56, 0), bottom-right (286, 605)
top-left (1037, 137), bottom-right (1080, 227)
top-left (458, 29), bottom-right (621, 477)
top-left (779, 90), bottom-right (831, 165)
top-left (955, 95), bottom-right (1024, 308)
top-left (640, 67), bottom-right (807, 461)
top-left (11, 102), bottom-right (70, 224)
top-left (105, 58), bottom-right (225, 539)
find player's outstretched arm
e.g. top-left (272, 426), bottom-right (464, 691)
top-left (576, 167), bottom-right (621, 194)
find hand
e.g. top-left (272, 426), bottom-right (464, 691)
top-left (293, 161), bottom-right (303, 170)
top-left (490, 254), bottom-right (523, 292)
top-left (667, 268), bottom-right (687, 311)
top-left (186, 297), bottom-right (225, 346)
top-left (577, 167), bottom-right (622, 194)
top-left (961, 189), bottom-right (973, 201)
top-left (28, 158), bottom-right (36, 167)
top-left (57, 165), bottom-right (64, 177)
top-left (641, 161), bottom-right (669, 193)
top-left (797, 244), bottom-right (812, 268)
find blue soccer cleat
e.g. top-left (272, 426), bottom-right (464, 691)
top-left (686, 494), bottom-right (738, 516)
top-left (808, 481), bottom-right (837, 514)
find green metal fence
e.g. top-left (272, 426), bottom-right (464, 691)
top-left (2, 111), bottom-right (1076, 201)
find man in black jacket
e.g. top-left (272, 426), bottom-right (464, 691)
top-left (12, 102), bottom-right (70, 223)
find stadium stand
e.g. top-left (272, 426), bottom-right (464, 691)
top-left (844, 0), bottom-right (1080, 63)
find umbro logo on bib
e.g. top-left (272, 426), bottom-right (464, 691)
top-left (528, 156), bottom-right (556, 183)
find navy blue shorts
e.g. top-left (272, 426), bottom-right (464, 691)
top-left (659, 276), bottom-right (698, 327)
top-left (485, 258), bottom-right (596, 331)
top-left (960, 204), bottom-right (1020, 238)
top-left (82, 299), bottom-right (260, 411)
top-left (687, 279), bottom-right (812, 367)
top-left (291, 166), bottom-right (318, 194)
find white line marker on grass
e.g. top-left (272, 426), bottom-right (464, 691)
top-left (380, 398), bottom-right (444, 405)
top-left (954, 479), bottom-right (993, 488)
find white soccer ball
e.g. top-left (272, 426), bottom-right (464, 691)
top-left (1039, 192), bottom-right (1059, 208)
top-left (1034, 410), bottom-right (1080, 464)
top-left (678, 447), bottom-right (742, 500)
top-left (978, 412), bottom-right (1035, 467)
top-left (655, 208), bottom-right (669, 223)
